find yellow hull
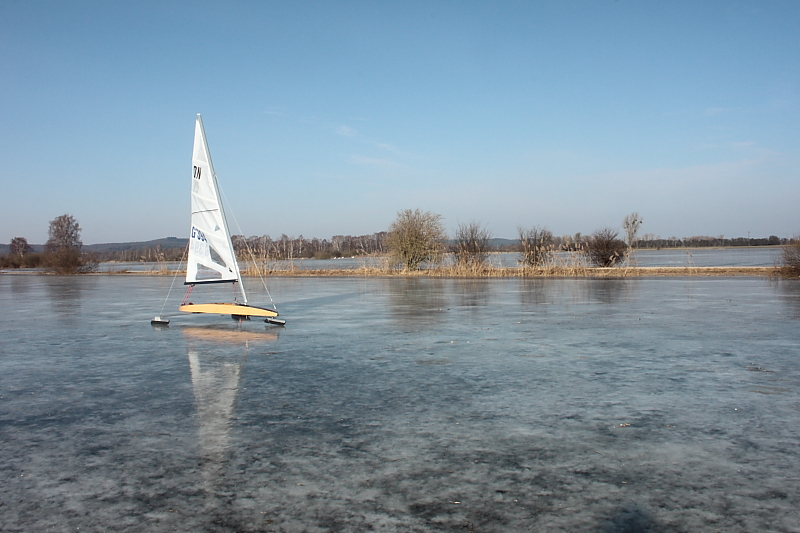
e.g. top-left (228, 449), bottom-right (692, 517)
top-left (179, 303), bottom-right (279, 318)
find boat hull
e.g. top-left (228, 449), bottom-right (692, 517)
top-left (179, 303), bottom-right (279, 318)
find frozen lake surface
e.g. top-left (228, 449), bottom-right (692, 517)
top-left (1, 275), bottom-right (799, 532)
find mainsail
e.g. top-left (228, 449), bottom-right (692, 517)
top-left (186, 115), bottom-right (244, 299)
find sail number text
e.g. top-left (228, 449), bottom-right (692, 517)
top-left (191, 226), bottom-right (207, 242)
top-left (193, 165), bottom-right (202, 180)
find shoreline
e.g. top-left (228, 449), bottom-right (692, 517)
top-left (1, 266), bottom-right (785, 278)
top-left (244, 266), bottom-right (782, 278)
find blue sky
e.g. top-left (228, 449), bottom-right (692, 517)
top-left (1, 1), bottom-right (798, 244)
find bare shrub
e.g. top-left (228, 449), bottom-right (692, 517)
top-left (586, 228), bottom-right (627, 267)
top-left (778, 238), bottom-right (800, 277)
top-left (518, 226), bottom-right (553, 267)
top-left (386, 209), bottom-right (447, 270)
top-left (452, 221), bottom-right (492, 267)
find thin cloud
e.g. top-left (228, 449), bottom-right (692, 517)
top-left (336, 125), bottom-right (357, 137)
top-left (374, 142), bottom-right (402, 154)
top-left (705, 107), bottom-right (734, 116)
top-left (350, 155), bottom-right (394, 167)
top-left (263, 107), bottom-right (288, 117)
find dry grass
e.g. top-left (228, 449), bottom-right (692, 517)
top-left (104, 268), bottom-right (133, 275)
top-left (238, 265), bottom-right (777, 278)
top-left (71, 253), bottom-right (780, 279)
top-left (77, 265), bottom-right (778, 278)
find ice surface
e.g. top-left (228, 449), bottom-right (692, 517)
top-left (1, 275), bottom-right (798, 532)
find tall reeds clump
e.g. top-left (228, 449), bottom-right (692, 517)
top-left (451, 221), bottom-right (492, 273)
top-left (241, 259), bottom-right (296, 276)
top-left (518, 226), bottom-right (553, 270)
top-left (542, 245), bottom-right (592, 276)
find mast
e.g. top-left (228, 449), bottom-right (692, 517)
top-left (197, 115), bottom-right (247, 305)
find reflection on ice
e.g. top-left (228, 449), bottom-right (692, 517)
top-left (183, 325), bottom-right (278, 511)
top-left (188, 345), bottom-right (241, 493)
top-left (385, 278), bottom-right (449, 327)
top-left (42, 275), bottom-right (90, 323)
top-left (586, 278), bottom-right (636, 304)
top-left (452, 278), bottom-right (493, 309)
top-left (181, 325), bottom-right (279, 344)
top-left (778, 279), bottom-right (800, 319)
top-left (515, 278), bottom-right (638, 308)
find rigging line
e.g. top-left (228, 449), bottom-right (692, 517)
top-left (159, 242), bottom-right (189, 316)
top-left (218, 183), bottom-right (278, 310)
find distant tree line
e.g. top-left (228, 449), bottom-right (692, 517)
top-left (91, 246), bottom-right (186, 263)
top-left (633, 234), bottom-right (787, 248)
top-left (493, 233), bottom-right (790, 252)
top-left (2, 211), bottom-right (796, 271)
top-left (230, 232), bottom-right (388, 261)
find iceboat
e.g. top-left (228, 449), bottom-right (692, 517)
top-left (152, 115), bottom-right (283, 326)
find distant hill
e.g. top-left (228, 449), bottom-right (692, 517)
top-left (82, 237), bottom-right (188, 253)
top-left (0, 237), bottom-right (187, 256)
top-left (0, 243), bottom-right (45, 254)
top-left (488, 238), bottom-right (519, 248)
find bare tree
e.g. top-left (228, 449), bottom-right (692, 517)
top-left (518, 225), bottom-right (553, 267)
top-left (9, 237), bottom-right (32, 257)
top-left (622, 212), bottom-right (643, 251)
top-left (386, 209), bottom-right (447, 270)
top-left (452, 221), bottom-right (492, 267)
top-left (44, 214), bottom-right (89, 273)
top-left (46, 214), bottom-right (82, 251)
top-left (586, 228), bottom-right (627, 267)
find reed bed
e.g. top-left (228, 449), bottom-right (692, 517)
top-left (236, 264), bottom-right (777, 278)
top-left (76, 265), bottom-right (777, 278)
top-left (74, 254), bottom-right (779, 278)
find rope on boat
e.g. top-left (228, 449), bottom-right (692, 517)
top-left (158, 242), bottom-right (189, 317)
top-left (219, 185), bottom-right (278, 311)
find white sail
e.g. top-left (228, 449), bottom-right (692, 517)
top-left (186, 115), bottom-right (242, 291)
